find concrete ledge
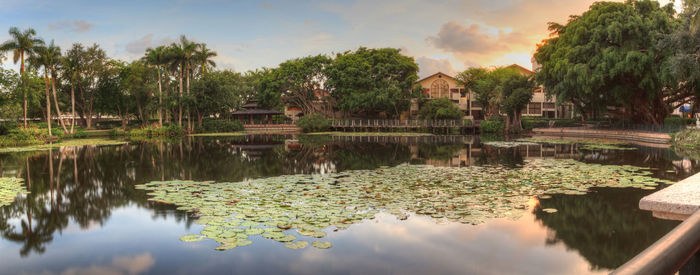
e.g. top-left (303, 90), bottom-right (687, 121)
top-left (640, 173), bottom-right (700, 220)
top-left (532, 127), bottom-right (671, 144)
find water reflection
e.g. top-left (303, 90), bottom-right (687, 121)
top-left (0, 135), bottom-right (697, 274)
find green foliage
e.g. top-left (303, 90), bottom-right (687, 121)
top-left (0, 125), bottom-right (47, 147)
top-left (480, 115), bottom-right (505, 134)
top-left (256, 55), bottom-right (331, 113)
top-left (201, 119), bottom-right (244, 133)
top-left (192, 70), bottom-right (251, 119)
top-left (418, 98), bottom-right (462, 120)
top-left (672, 129), bottom-right (700, 148)
top-left (663, 116), bottom-right (691, 129)
top-left (534, 0), bottom-right (679, 125)
top-left (296, 114), bottom-right (330, 133)
top-left (325, 47), bottom-right (420, 117)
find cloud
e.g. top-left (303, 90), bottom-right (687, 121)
top-left (47, 20), bottom-right (94, 33)
top-left (261, 2), bottom-right (275, 9)
top-left (426, 22), bottom-right (528, 55)
top-left (415, 56), bottom-right (456, 78)
top-left (125, 34), bottom-right (177, 55)
top-left (37, 253), bottom-right (155, 275)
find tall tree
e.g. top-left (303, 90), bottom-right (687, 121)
top-left (60, 48), bottom-right (80, 133)
top-left (144, 46), bottom-right (167, 127)
top-left (0, 27), bottom-right (44, 126)
top-left (325, 47), bottom-right (420, 118)
top-left (194, 43), bottom-right (217, 76)
top-left (534, 0), bottom-right (679, 125)
top-left (166, 43), bottom-right (185, 127)
top-left (28, 43), bottom-right (54, 137)
top-left (257, 55), bottom-right (332, 115)
top-left (64, 44), bottom-right (108, 128)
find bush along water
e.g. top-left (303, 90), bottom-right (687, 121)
top-left (109, 124), bottom-right (185, 138)
top-left (0, 125), bottom-right (51, 147)
top-left (296, 114), bottom-right (330, 133)
top-left (480, 115), bottom-right (505, 134)
top-left (201, 119), bottom-right (244, 133)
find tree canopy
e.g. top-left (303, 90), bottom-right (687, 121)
top-left (534, 0), bottom-right (679, 125)
top-left (325, 47), bottom-right (420, 118)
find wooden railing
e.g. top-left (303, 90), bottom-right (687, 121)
top-left (330, 119), bottom-right (474, 128)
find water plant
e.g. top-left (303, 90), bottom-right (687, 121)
top-left (517, 137), bottom-right (636, 150)
top-left (0, 138), bottom-right (127, 153)
top-left (0, 177), bottom-right (28, 207)
top-left (136, 159), bottom-right (672, 251)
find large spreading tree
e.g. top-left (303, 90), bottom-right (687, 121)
top-left (325, 47), bottom-right (420, 118)
top-left (534, 0), bottom-right (679, 125)
top-left (470, 67), bottom-right (535, 133)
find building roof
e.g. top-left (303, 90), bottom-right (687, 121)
top-left (506, 64), bottom-right (534, 75)
top-left (231, 109), bottom-right (283, 116)
top-left (415, 72), bottom-right (457, 84)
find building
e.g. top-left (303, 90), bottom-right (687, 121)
top-left (232, 100), bottom-right (284, 124)
top-left (412, 64), bottom-right (572, 120)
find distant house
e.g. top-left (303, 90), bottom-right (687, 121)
top-left (412, 64), bottom-right (573, 120)
top-left (232, 100), bottom-right (283, 124)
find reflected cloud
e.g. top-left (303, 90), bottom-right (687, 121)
top-left (32, 253), bottom-right (155, 275)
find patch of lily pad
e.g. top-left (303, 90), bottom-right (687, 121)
top-left (0, 177), bottom-right (28, 207)
top-left (136, 159), bottom-right (673, 251)
top-left (0, 138), bottom-right (128, 153)
top-left (517, 137), bottom-right (636, 151)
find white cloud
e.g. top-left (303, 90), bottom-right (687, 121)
top-left (124, 34), bottom-right (177, 56)
top-left (47, 20), bottom-right (94, 33)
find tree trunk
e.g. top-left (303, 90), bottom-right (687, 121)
top-left (70, 85), bottom-right (75, 134)
top-left (186, 69), bottom-right (191, 131)
top-left (20, 51), bottom-right (27, 127)
top-left (50, 68), bottom-right (68, 134)
top-left (44, 72), bottom-right (52, 137)
top-left (178, 68), bottom-right (183, 127)
top-left (157, 68), bottom-right (163, 127)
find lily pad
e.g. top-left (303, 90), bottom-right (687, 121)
top-left (311, 241), bottom-right (332, 249)
top-left (137, 159), bottom-right (672, 251)
top-left (180, 234), bottom-right (205, 242)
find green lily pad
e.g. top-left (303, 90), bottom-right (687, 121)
top-left (137, 159), bottom-right (672, 251)
top-left (180, 234), bottom-right (205, 242)
top-left (311, 241), bottom-right (332, 249)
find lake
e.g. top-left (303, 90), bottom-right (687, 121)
top-left (0, 134), bottom-right (695, 275)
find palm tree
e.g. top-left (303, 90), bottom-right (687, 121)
top-left (0, 27), bottom-right (44, 126)
top-left (179, 36), bottom-right (198, 131)
top-left (61, 48), bottom-right (80, 134)
top-left (166, 44), bottom-right (185, 127)
top-left (143, 46), bottom-right (167, 127)
top-left (28, 43), bottom-right (55, 137)
top-left (44, 41), bottom-right (68, 134)
top-left (194, 43), bottom-right (217, 76)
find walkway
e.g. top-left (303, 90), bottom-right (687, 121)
top-left (640, 173), bottom-right (700, 221)
top-left (532, 127), bottom-right (672, 144)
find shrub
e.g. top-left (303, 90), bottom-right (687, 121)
top-left (664, 116), bottom-right (691, 130)
top-left (70, 128), bottom-right (88, 138)
top-left (109, 127), bottom-right (128, 137)
top-left (0, 122), bottom-right (19, 135)
top-left (201, 119), bottom-right (244, 133)
top-left (419, 98), bottom-right (463, 120)
top-left (123, 125), bottom-right (185, 138)
top-left (0, 126), bottom-right (47, 147)
top-left (296, 114), bottom-right (330, 133)
top-left (481, 115), bottom-right (504, 133)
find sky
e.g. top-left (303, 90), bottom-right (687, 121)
top-left (0, 0), bottom-right (684, 78)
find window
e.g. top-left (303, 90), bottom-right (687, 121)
top-left (528, 103), bottom-right (541, 115)
top-left (543, 103), bottom-right (555, 109)
top-left (430, 79), bottom-right (449, 98)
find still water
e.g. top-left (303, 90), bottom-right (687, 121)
top-left (0, 135), bottom-right (695, 275)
